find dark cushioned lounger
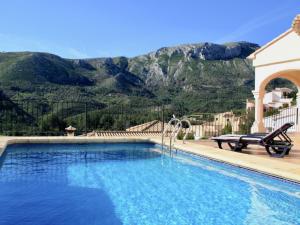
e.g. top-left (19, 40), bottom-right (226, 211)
top-left (211, 122), bottom-right (294, 158)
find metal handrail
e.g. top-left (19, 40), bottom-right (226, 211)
top-left (181, 117), bottom-right (192, 144)
top-left (162, 116), bottom-right (181, 136)
top-left (162, 115), bottom-right (192, 152)
top-left (162, 115), bottom-right (181, 151)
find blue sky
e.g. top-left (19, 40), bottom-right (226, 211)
top-left (0, 0), bottom-right (299, 58)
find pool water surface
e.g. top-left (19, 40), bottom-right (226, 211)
top-left (0, 143), bottom-right (299, 225)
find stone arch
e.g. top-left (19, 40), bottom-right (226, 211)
top-left (252, 70), bottom-right (300, 132)
top-left (258, 70), bottom-right (300, 94)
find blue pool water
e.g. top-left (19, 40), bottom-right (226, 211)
top-left (0, 143), bottom-right (299, 225)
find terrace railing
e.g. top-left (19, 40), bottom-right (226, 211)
top-left (264, 106), bottom-right (299, 133)
top-left (0, 100), bottom-right (166, 136)
top-left (0, 99), bottom-right (254, 137)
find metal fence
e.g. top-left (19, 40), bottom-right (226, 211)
top-left (0, 99), bottom-right (165, 136)
top-left (176, 112), bottom-right (253, 139)
top-left (0, 98), bottom-right (255, 137)
top-left (264, 106), bottom-right (299, 133)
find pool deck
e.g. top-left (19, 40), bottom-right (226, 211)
top-left (0, 134), bottom-right (300, 183)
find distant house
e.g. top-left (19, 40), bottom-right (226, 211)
top-left (193, 111), bottom-right (242, 139)
top-left (264, 88), bottom-right (293, 109)
top-left (125, 112), bottom-right (244, 139)
top-left (246, 87), bottom-right (293, 111)
top-left (246, 99), bottom-right (255, 111)
top-left (125, 120), bottom-right (166, 132)
top-left (86, 120), bottom-right (165, 137)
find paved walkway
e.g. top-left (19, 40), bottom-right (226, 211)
top-left (153, 135), bottom-right (300, 183)
top-left (0, 134), bottom-right (300, 183)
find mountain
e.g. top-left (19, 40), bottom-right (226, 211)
top-left (0, 41), bottom-right (260, 112)
top-left (126, 42), bottom-right (258, 99)
top-left (0, 52), bottom-right (93, 85)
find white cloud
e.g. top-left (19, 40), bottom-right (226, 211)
top-left (0, 33), bottom-right (91, 58)
top-left (0, 33), bottom-right (52, 53)
top-left (216, 6), bottom-right (296, 43)
top-left (67, 48), bottom-right (90, 59)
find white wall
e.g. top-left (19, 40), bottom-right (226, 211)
top-left (253, 30), bottom-right (300, 67)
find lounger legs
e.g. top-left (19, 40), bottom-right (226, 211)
top-left (217, 141), bottom-right (244, 152)
top-left (265, 146), bottom-right (291, 158)
top-left (228, 143), bottom-right (242, 152)
top-left (217, 141), bottom-right (223, 149)
top-left (216, 141), bottom-right (292, 158)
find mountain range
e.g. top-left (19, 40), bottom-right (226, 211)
top-left (0, 41), bottom-right (263, 112)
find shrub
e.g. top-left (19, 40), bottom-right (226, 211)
top-left (177, 130), bottom-right (194, 140)
top-left (239, 110), bottom-right (254, 134)
top-left (222, 122), bottom-right (232, 135)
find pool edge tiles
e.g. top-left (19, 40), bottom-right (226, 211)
top-left (0, 136), bottom-right (151, 156)
top-left (150, 137), bottom-right (300, 184)
top-left (173, 148), bottom-right (300, 187)
top-left (1, 136), bottom-right (300, 183)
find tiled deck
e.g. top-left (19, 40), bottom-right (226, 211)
top-left (0, 134), bottom-right (300, 183)
top-left (188, 133), bottom-right (300, 164)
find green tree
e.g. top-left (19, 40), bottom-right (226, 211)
top-left (239, 110), bottom-right (254, 134)
top-left (222, 122), bottom-right (232, 135)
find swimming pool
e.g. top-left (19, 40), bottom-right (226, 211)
top-left (0, 142), bottom-right (299, 225)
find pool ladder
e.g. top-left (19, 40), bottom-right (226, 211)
top-left (161, 115), bottom-right (192, 154)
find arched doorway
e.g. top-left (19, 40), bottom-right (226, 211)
top-left (252, 71), bottom-right (300, 132)
top-left (248, 15), bottom-right (300, 133)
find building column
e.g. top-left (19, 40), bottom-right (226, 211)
top-left (297, 90), bottom-right (300, 132)
top-left (251, 90), bottom-right (266, 133)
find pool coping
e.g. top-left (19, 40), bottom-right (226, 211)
top-left (1, 136), bottom-right (300, 184)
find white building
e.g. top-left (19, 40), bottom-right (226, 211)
top-left (248, 14), bottom-right (300, 132)
top-left (247, 87), bottom-right (293, 111)
top-left (263, 87), bottom-right (293, 109)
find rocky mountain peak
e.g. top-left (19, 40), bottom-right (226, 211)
top-left (148, 41), bottom-right (259, 60)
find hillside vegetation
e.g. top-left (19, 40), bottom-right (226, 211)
top-left (2, 41), bottom-right (297, 134)
top-left (0, 42), bottom-right (261, 112)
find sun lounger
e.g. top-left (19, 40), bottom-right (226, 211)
top-left (211, 122), bottom-right (294, 158)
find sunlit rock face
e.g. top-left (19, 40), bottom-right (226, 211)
top-left (148, 42), bottom-right (259, 60)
